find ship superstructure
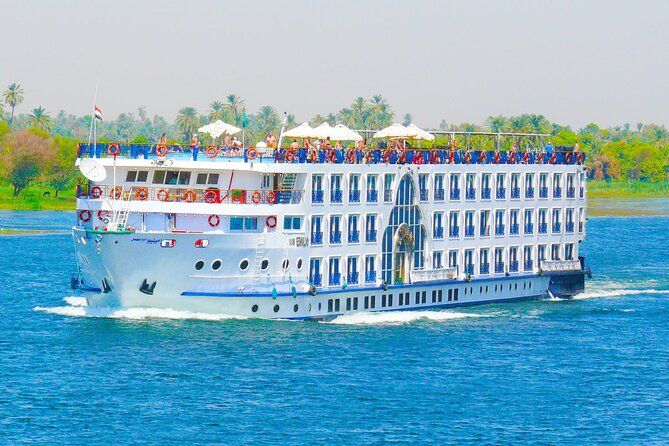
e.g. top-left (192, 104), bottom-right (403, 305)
top-left (72, 130), bottom-right (588, 319)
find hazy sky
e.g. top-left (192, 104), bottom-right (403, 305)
top-left (1, 0), bottom-right (668, 128)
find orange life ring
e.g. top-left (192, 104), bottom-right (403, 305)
top-left (382, 149), bottom-right (392, 163)
top-left (549, 153), bottom-right (557, 164)
top-left (206, 146), bottom-right (219, 158)
top-left (464, 151), bottom-right (472, 164)
top-left (97, 210), bottom-right (110, 220)
top-left (155, 145), bottom-right (168, 157)
top-left (78, 210), bottom-right (91, 222)
top-left (509, 151), bottom-right (516, 164)
top-left (523, 152), bottom-right (530, 164)
top-left (107, 143), bottom-right (121, 157)
top-left (204, 189), bottom-right (218, 204)
top-left (247, 147), bottom-right (258, 160)
top-left (449, 151), bottom-right (455, 164)
top-left (136, 186), bottom-right (148, 201)
top-left (577, 153), bottom-right (583, 164)
top-left (479, 151), bottom-right (487, 163)
top-left (251, 190), bottom-right (262, 204)
top-left (537, 152), bottom-right (544, 163)
top-left (565, 152), bottom-right (572, 163)
top-left (285, 149), bottom-right (295, 162)
top-left (266, 215), bottom-right (277, 228)
top-left (183, 189), bottom-right (197, 203)
top-left (494, 152), bottom-right (501, 164)
top-left (266, 190), bottom-right (277, 204)
top-left (346, 149), bottom-right (355, 163)
top-left (157, 189), bottom-right (170, 202)
top-left (208, 214), bottom-right (220, 227)
top-left (90, 186), bottom-right (103, 199)
top-left (308, 149), bottom-right (318, 162)
top-left (109, 186), bottom-right (122, 199)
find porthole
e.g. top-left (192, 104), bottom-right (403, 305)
top-left (318, 302), bottom-right (322, 311)
top-left (293, 304), bottom-right (299, 313)
top-left (251, 304), bottom-right (259, 313)
top-left (261, 259), bottom-right (269, 270)
top-left (308, 303), bottom-right (312, 312)
top-left (296, 258), bottom-right (303, 270)
top-left (282, 259), bottom-right (290, 270)
top-left (273, 304), bottom-right (280, 313)
top-left (239, 259), bottom-right (249, 271)
top-left (195, 260), bottom-right (205, 270)
top-left (212, 259), bottom-right (222, 271)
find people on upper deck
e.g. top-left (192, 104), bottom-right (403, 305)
top-left (289, 139), bottom-right (300, 151)
top-left (334, 140), bottom-right (342, 149)
top-left (573, 142), bottom-right (580, 153)
top-left (224, 133), bottom-right (232, 148)
top-left (266, 133), bottom-right (278, 149)
top-left (159, 133), bottom-right (167, 145)
top-left (231, 136), bottom-right (242, 148)
top-left (191, 134), bottom-right (199, 147)
top-left (324, 137), bottom-right (332, 149)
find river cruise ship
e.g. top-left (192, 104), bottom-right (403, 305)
top-left (71, 126), bottom-right (588, 320)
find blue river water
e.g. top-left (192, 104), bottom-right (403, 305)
top-left (0, 211), bottom-right (668, 444)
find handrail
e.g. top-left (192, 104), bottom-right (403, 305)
top-left (540, 259), bottom-right (581, 272)
top-left (78, 142), bottom-right (586, 166)
top-left (82, 185), bottom-right (304, 205)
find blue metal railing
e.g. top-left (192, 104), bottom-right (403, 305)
top-left (539, 222), bottom-right (548, 234)
top-left (434, 227), bottom-right (444, 239)
top-left (465, 265), bottom-right (474, 275)
top-left (366, 229), bottom-right (377, 243)
top-left (509, 261), bottom-right (519, 272)
top-left (526, 187), bottom-right (535, 198)
top-left (348, 231), bottom-right (360, 243)
top-left (310, 274), bottom-right (322, 287)
top-left (449, 226), bottom-right (460, 238)
top-left (566, 222), bottom-right (574, 233)
top-left (331, 190), bottom-right (343, 203)
top-left (311, 232), bottom-right (323, 245)
top-left (524, 260), bottom-right (533, 271)
top-left (312, 190), bottom-right (324, 203)
top-left (347, 272), bottom-right (359, 284)
top-left (553, 187), bottom-right (562, 198)
top-left (367, 190), bottom-right (378, 202)
top-left (567, 187), bottom-right (575, 198)
top-left (510, 223), bottom-right (519, 235)
top-left (480, 264), bottom-right (490, 274)
top-left (349, 190), bottom-right (360, 203)
top-left (465, 226), bottom-right (475, 237)
top-left (329, 273), bottom-right (341, 286)
top-left (480, 226), bottom-right (490, 237)
top-left (539, 187), bottom-right (548, 198)
top-left (365, 271), bottom-right (377, 283)
top-left (511, 187), bottom-right (520, 199)
top-left (450, 189), bottom-right (461, 200)
top-left (496, 187), bottom-right (506, 199)
top-left (465, 188), bottom-right (476, 200)
top-left (495, 225), bottom-right (505, 236)
top-left (330, 232), bottom-right (342, 244)
top-left (552, 223), bottom-right (561, 233)
top-left (495, 262), bottom-right (505, 274)
top-left (434, 189), bottom-right (445, 201)
top-left (420, 189), bottom-right (429, 202)
top-left (481, 188), bottom-right (491, 199)
top-left (524, 223), bottom-right (534, 234)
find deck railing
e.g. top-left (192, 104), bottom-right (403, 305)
top-left (79, 143), bottom-right (586, 166)
top-left (82, 185), bottom-right (304, 205)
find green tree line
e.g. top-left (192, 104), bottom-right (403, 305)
top-left (1, 82), bottom-right (668, 199)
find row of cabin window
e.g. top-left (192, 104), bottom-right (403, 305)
top-left (307, 242), bottom-right (576, 287)
top-left (310, 172), bottom-right (584, 196)
top-left (229, 216), bottom-right (304, 232)
top-left (327, 289), bottom-right (459, 313)
top-left (125, 170), bottom-right (220, 186)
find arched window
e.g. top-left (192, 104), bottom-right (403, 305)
top-left (381, 174), bottom-right (426, 284)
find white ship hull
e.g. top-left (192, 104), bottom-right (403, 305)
top-left (73, 228), bottom-right (555, 320)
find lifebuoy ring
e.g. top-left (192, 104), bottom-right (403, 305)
top-left (382, 149), bottom-right (392, 163)
top-left (266, 215), bottom-right (277, 228)
top-left (285, 149), bottom-right (296, 162)
top-left (136, 186), bottom-right (148, 201)
top-left (464, 151), bottom-right (472, 164)
top-left (206, 146), bottom-right (219, 158)
top-left (247, 147), bottom-right (258, 160)
top-left (346, 149), bottom-right (355, 163)
top-left (565, 152), bottom-right (572, 163)
top-left (208, 214), bottom-right (220, 227)
top-left (430, 150), bottom-right (440, 164)
top-left (449, 151), bottom-right (455, 164)
top-left (479, 151), bottom-right (487, 163)
top-left (78, 210), bottom-right (91, 222)
top-left (251, 191), bottom-right (262, 204)
top-left (523, 152), bottom-right (530, 164)
top-left (577, 153), bottom-right (583, 164)
top-left (157, 189), bottom-right (169, 202)
top-left (266, 190), bottom-right (277, 204)
top-left (537, 152), bottom-right (544, 164)
top-left (90, 186), bottom-right (103, 199)
top-left (109, 186), bottom-right (122, 199)
top-left (97, 210), bottom-right (110, 220)
top-left (327, 149), bottom-right (336, 163)
top-left (183, 189), bottom-right (197, 203)
top-left (155, 144), bottom-right (168, 157)
top-left (494, 152), bottom-right (501, 164)
top-left (413, 150), bottom-right (424, 164)
top-left (107, 143), bottom-right (120, 157)
top-left (204, 189), bottom-right (218, 204)
top-left (308, 149), bottom-right (318, 162)
top-left (549, 153), bottom-right (557, 164)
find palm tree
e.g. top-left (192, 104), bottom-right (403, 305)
top-left (255, 105), bottom-right (279, 136)
top-left (3, 83), bottom-right (24, 124)
top-left (326, 113), bottom-right (337, 125)
top-left (286, 114), bottom-right (297, 128)
top-left (175, 107), bottom-right (200, 142)
top-left (27, 106), bottom-right (51, 131)
top-left (311, 114), bottom-right (326, 126)
top-left (137, 106), bottom-right (148, 123)
top-left (208, 101), bottom-right (226, 122)
top-left (485, 115), bottom-right (507, 133)
top-left (225, 94), bottom-right (245, 125)
top-left (402, 113), bottom-right (412, 126)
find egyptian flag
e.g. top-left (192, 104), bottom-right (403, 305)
top-left (94, 106), bottom-right (103, 121)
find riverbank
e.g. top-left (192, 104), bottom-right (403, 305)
top-left (0, 184), bottom-right (75, 211)
top-left (587, 180), bottom-right (669, 198)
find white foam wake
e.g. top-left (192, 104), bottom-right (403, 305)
top-left (35, 297), bottom-right (247, 321)
top-left (573, 288), bottom-right (668, 300)
top-left (327, 310), bottom-right (492, 326)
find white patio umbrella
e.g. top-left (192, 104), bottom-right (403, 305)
top-left (282, 122), bottom-right (319, 138)
top-left (198, 120), bottom-right (242, 138)
top-left (330, 124), bottom-right (363, 141)
top-left (406, 123), bottom-right (435, 141)
top-left (373, 123), bottom-right (415, 139)
top-left (312, 122), bottom-right (334, 139)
